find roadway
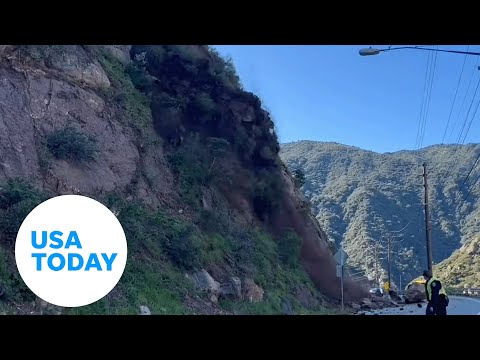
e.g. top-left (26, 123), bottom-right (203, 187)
top-left (368, 296), bottom-right (480, 315)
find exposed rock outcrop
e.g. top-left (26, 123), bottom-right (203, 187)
top-left (243, 278), bottom-right (264, 303)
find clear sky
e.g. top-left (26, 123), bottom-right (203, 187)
top-left (213, 45), bottom-right (480, 153)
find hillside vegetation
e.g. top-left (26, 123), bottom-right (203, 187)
top-left (436, 236), bottom-right (480, 288)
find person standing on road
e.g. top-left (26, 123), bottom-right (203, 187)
top-left (384, 281), bottom-right (389, 295)
top-left (423, 270), bottom-right (449, 315)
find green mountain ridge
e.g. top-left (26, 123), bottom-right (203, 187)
top-left (280, 140), bottom-right (480, 287)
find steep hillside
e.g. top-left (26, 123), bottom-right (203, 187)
top-left (436, 236), bottom-right (480, 288)
top-left (280, 140), bottom-right (480, 287)
top-left (0, 46), bottom-right (362, 315)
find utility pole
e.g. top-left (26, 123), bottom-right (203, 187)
top-left (335, 247), bottom-right (347, 311)
top-left (422, 163), bottom-right (434, 274)
top-left (340, 250), bottom-right (344, 311)
top-left (374, 244), bottom-right (379, 288)
top-left (387, 235), bottom-right (392, 294)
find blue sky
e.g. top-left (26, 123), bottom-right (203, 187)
top-left (213, 45), bottom-right (480, 153)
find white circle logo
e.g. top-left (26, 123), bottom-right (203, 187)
top-left (15, 195), bottom-right (127, 308)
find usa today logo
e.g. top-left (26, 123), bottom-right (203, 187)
top-left (15, 195), bottom-right (127, 308)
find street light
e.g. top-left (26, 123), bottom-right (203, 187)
top-left (359, 46), bottom-right (480, 57)
top-left (359, 47), bottom-right (381, 56)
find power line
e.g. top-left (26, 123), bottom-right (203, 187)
top-left (458, 146), bottom-right (480, 192)
top-left (442, 144), bottom-right (478, 185)
top-left (420, 47), bottom-right (438, 149)
top-left (453, 98), bottom-right (480, 196)
top-left (456, 75), bottom-right (480, 144)
top-left (442, 63), bottom-right (480, 182)
top-left (416, 51), bottom-right (433, 149)
top-left (447, 54), bottom-right (480, 143)
top-left (442, 46), bottom-right (470, 143)
top-left (443, 73), bottom-right (480, 181)
top-left (418, 51), bottom-right (433, 149)
top-left (389, 218), bottom-right (413, 233)
top-left (460, 94), bottom-right (480, 145)
top-left (418, 47), bottom-right (438, 149)
top-left (463, 171), bottom-right (480, 202)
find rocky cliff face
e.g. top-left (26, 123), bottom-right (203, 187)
top-left (0, 45), bottom-right (173, 207)
top-left (0, 45), bottom-right (363, 315)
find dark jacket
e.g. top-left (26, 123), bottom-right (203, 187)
top-left (425, 277), bottom-right (448, 305)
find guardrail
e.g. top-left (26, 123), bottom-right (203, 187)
top-left (448, 288), bottom-right (480, 297)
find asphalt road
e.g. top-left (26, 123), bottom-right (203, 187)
top-left (370, 296), bottom-right (480, 315)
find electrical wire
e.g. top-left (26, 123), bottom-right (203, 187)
top-left (463, 170), bottom-right (480, 202)
top-left (447, 54), bottom-right (480, 142)
top-left (418, 47), bottom-right (438, 149)
top-left (442, 46), bottom-right (470, 143)
top-left (456, 76), bottom-right (480, 144)
top-left (460, 95), bottom-right (480, 145)
top-left (416, 51), bottom-right (433, 149)
top-left (458, 146), bottom-right (480, 192)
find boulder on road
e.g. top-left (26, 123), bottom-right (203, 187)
top-left (361, 298), bottom-right (373, 309)
top-left (404, 283), bottom-right (425, 304)
top-left (389, 290), bottom-right (402, 302)
top-left (369, 296), bottom-right (397, 309)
